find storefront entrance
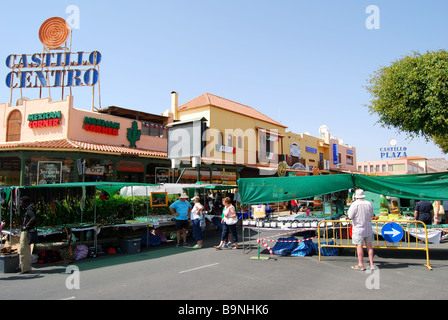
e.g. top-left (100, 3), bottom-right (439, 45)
top-left (117, 172), bottom-right (144, 183)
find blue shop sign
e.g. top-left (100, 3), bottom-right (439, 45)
top-left (306, 147), bottom-right (317, 154)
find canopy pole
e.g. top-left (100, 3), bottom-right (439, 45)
top-left (8, 187), bottom-right (13, 245)
top-left (131, 186), bottom-right (134, 219)
top-left (145, 186), bottom-right (149, 248)
top-left (0, 191), bottom-right (2, 248)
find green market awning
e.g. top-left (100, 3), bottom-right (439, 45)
top-left (237, 174), bottom-right (354, 204)
top-left (18, 182), bottom-right (159, 197)
top-left (353, 174), bottom-right (448, 201)
top-left (237, 172), bottom-right (448, 204)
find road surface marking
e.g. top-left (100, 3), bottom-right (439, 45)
top-left (179, 263), bottom-right (219, 274)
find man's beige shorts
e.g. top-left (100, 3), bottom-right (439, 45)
top-left (352, 234), bottom-right (374, 245)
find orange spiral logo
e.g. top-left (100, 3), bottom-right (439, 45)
top-left (39, 17), bottom-right (71, 49)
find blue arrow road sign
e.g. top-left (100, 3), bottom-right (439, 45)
top-left (381, 222), bottom-right (404, 243)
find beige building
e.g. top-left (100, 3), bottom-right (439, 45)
top-left (167, 92), bottom-right (357, 179)
top-left (167, 92), bottom-right (288, 180)
top-left (0, 95), bottom-right (169, 185)
top-left (357, 156), bottom-right (436, 176)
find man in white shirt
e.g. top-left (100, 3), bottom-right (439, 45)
top-left (347, 189), bottom-right (375, 271)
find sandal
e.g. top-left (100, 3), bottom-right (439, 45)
top-left (351, 265), bottom-right (365, 271)
top-left (214, 246), bottom-right (222, 250)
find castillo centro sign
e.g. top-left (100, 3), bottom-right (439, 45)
top-left (5, 51), bottom-right (101, 89)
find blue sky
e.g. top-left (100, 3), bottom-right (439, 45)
top-left (1, 0), bottom-right (448, 162)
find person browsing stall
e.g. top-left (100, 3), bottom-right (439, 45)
top-left (347, 189), bottom-right (375, 271)
top-left (18, 196), bottom-right (36, 274)
top-left (215, 197), bottom-right (239, 250)
top-left (170, 193), bottom-right (192, 247)
top-left (191, 196), bottom-right (204, 249)
top-left (414, 200), bottom-right (433, 226)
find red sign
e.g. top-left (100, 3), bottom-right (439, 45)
top-left (117, 161), bottom-right (144, 173)
top-left (29, 118), bottom-right (60, 128)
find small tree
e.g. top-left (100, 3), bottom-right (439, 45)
top-left (365, 50), bottom-right (448, 152)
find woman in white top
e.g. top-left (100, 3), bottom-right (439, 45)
top-left (215, 197), bottom-right (239, 250)
top-left (191, 196), bottom-right (204, 248)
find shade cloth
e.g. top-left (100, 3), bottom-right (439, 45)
top-left (238, 172), bottom-right (448, 204)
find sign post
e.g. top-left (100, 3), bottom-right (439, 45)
top-left (250, 205), bottom-right (269, 260)
top-left (381, 222), bottom-right (404, 243)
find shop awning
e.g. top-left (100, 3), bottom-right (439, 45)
top-left (352, 173), bottom-right (448, 201)
top-left (17, 182), bottom-right (159, 197)
top-left (237, 172), bottom-right (448, 204)
top-left (237, 174), bottom-right (354, 204)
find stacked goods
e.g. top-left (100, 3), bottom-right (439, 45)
top-left (0, 246), bottom-right (18, 255)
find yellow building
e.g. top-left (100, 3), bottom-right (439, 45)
top-left (166, 92), bottom-right (357, 182)
top-left (168, 92), bottom-right (288, 180)
top-left (283, 125), bottom-right (357, 175)
top-left (283, 131), bottom-right (330, 175)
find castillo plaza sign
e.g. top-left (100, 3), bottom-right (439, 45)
top-left (380, 139), bottom-right (408, 159)
top-left (5, 17), bottom-right (101, 89)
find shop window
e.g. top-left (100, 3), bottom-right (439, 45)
top-left (25, 156), bottom-right (75, 185)
top-left (141, 121), bottom-right (167, 138)
top-left (6, 109), bottom-right (22, 142)
top-left (0, 157), bottom-right (21, 186)
top-left (388, 164), bottom-right (406, 172)
top-left (227, 135), bottom-right (233, 147)
top-left (346, 155), bottom-right (353, 166)
top-left (84, 159), bottom-right (114, 182)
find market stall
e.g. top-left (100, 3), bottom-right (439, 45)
top-left (237, 172), bottom-right (448, 257)
top-left (120, 182), bottom-right (238, 230)
top-left (0, 181), bottom-right (170, 264)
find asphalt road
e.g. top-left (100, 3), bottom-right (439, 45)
top-left (0, 228), bottom-right (447, 302)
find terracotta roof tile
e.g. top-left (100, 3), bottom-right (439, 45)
top-left (0, 139), bottom-right (167, 158)
top-left (178, 93), bottom-right (287, 128)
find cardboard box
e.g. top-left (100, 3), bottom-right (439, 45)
top-left (0, 254), bottom-right (19, 273)
top-left (119, 239), bottom-right (141, 254)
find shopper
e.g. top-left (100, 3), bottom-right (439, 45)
top-left (290, 199), bottom-right (299, 214)
top-left (18, 196), bottom-right (36, 274)
top-left (414, 200), bottom-right (433, 226)
top-left (432, 200), bottom-right (445, 225)
top-left (379, 194), bottom-right (389, 215)
top-left (191, 196), bottom-right (204, 249)
top-left (347, 189), bottom-right (375, 271)
top-left (215, 197), bottom-right (239, 250)
top-left (169, 193), bottom-right (192, 247)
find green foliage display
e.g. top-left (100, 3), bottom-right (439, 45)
top-left (33, 194), bottom-right (177, 227)
top-left (365, 50), bottom-right (448, 152)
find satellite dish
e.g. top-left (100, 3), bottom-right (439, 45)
top-left (16, 97), bottom-right (30, 106)
top-left (291, 162), bottom-right (306, 170)
top-left (389, 138), bottom-right (397, 146)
